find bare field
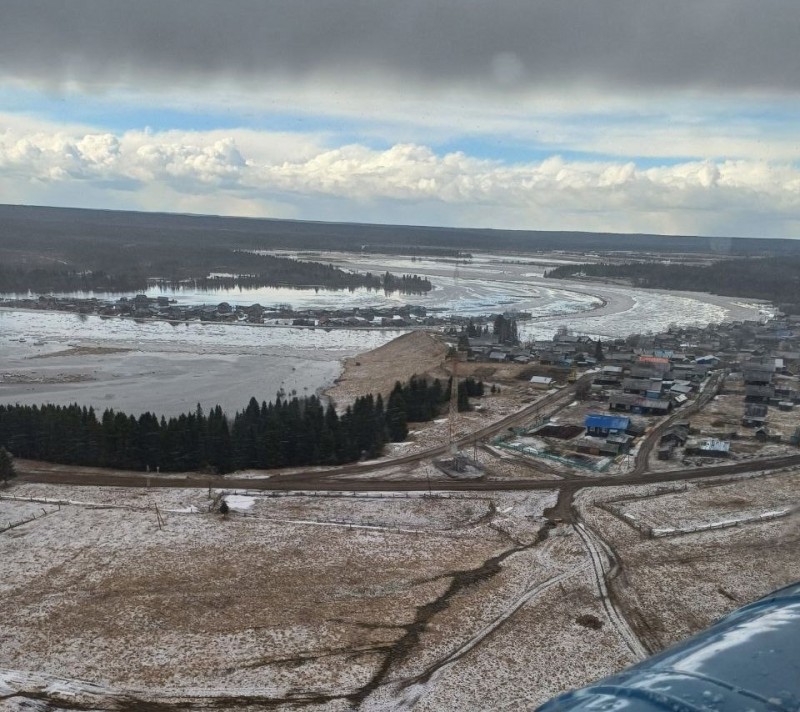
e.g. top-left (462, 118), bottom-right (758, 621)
top-left (396, 571), bottom-right (636, 712)
top-left (2, 468), bottom-right (798, 709)
top-left (606, 471), bottom-right (798, 532)
top-left (225, 491), bottom-right (496, 531)
top-left (691, 380), bottom-right (798, 444)
top-left (1, 483), bottom-right (585, 709)
top-left (576, 471), bottom-right (800, 652)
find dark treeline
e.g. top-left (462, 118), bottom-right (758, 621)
top-left (0, 377), bottom-right (483, 473)
top-left (5, 204), bottom-right (800, 257)
top-left (0, 396), bottom-right (384, 473)
top-left (545, 258), bottom-right (800, 311)
top-left (381, 272), bottom-right (432, 295)
top-left (385, 376), bottom-right (484, 441)
top-left (0, 268), bottom-right (145, 294)
top-left (158, 269), bottom-right (430, 295)
top-left (0, 251), bottom-right (431, 296)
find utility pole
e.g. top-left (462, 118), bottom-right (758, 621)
top-left (154, 503), bottom-right (164, 530)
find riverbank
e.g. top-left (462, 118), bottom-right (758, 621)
top-left (324, 330), bottom-right (450, 407)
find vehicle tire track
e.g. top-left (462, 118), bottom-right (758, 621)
top-left (572, 521), bottom-right (648, 661)
top-left (386, 563), bottom-right (590, 711)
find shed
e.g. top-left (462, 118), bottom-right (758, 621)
top-left (575, 437), bottom-right (625, 456)
top-left (529, 375), bottom-right (555, 388)
top-left (660, 425), bottom-right (689, 446)
top-left (686, 438), bottom-right (731, 457)
top-left (742, 402), bottom-right (769, 427)
top-left (657, 444), bottom-right (675, 460)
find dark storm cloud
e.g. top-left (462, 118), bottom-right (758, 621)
top-left (3, 0), bottom-right (800, 94)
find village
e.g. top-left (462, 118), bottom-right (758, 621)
top-left (1, 293), bottom-right (526, 329)
top-left (458, 313), bottom-right (800, 476)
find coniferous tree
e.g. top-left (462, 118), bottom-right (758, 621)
top-left (457, 382), bottom-right (471, 412)
top-left (594, 340), bottom-right (605, 362)
top-left (386, 383), bottom-right (409, 442)
top-left (0, 373), bottom-right (485, 474)
top-left (0, 446), bottom-right (16, 484)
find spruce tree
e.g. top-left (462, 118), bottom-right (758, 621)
top-left (0, 447), bottom-right (16, 484)
top-left (386, 384), bottom-right (409, 441)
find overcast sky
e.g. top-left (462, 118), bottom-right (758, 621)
top-left (2, 0), bottom-right (800, 237)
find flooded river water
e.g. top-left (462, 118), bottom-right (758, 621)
top-left (0, 251), bottom-right (768, 416)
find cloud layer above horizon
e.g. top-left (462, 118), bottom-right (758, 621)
top-left (2, 1), bottom-right (800, 237)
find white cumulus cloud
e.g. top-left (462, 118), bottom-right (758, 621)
top-left (1, 117), bottom-right (799, 237)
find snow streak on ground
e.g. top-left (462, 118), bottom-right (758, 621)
top-left (572, 522), bottom-right (648, 660)
top-left (386, 564), bottom-right (591, 712)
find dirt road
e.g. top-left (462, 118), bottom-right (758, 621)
top-left (17, 452), bottom-right (800, 492)
top-left (632, 370), bottom-right (725, 474)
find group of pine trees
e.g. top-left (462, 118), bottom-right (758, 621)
top-left (0, 376), bottom-right (484, 474)
top-left (385, 376), bottom-right (484, 441)
top-left (0, 252), bottom-right (433, 296)
top-left (459, 316), bottom-right (520, 344)
top-left (493, 315), bottom-right (520, 345)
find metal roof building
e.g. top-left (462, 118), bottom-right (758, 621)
top-left (584, 414), bottom-right (630, 433)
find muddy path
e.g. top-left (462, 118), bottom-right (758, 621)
top-left (632, 370), bottom-right (725, 474)
top-left (17, 451), bottom-right (800, 492)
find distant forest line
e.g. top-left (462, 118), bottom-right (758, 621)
top-left (0, 249), bottom-right (431, 296)
top-left (545, 257), bottom-right (800, 312)
top-left (0, 376), bottom-right (484, 474)
top-left (2, 204), bottom-right (800, 261)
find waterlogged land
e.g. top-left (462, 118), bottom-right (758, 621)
top-left (0, 248), bottom-right (768, 419)
top-left (0, 312), bottom-right (405, 418)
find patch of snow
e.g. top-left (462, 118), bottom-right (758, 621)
top-left (224, 494), bottom-right (255, 511)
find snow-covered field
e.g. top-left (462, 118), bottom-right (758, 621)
top-left (2, 469), bottom-right (797, 709)
top-left (605, 472), bottom-right (798, 534)
top-left (576, 471), bottom-right (800, 652)
top-left (1, 482), bottom-right (592, 709)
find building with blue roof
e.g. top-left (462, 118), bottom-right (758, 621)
top-left (584, 413), bottom-right (630, 436)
